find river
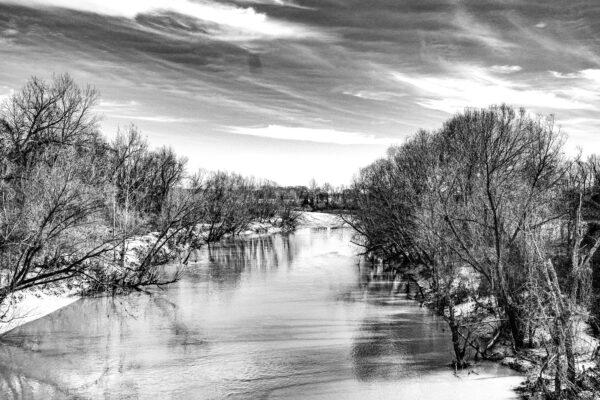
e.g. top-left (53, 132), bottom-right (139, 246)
top-left (0, 228), bottom-right (522, 399)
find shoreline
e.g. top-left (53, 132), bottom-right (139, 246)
top-left (0, 290), bottom-right (80, 336)
top-left (0, 211), bottom-right (346, 337)
top-left (396, 265), bottom-right (600, 399)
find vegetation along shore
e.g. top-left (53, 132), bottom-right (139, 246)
top-left (344, 105), bottom-right (600, 399)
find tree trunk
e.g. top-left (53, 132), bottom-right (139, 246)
top-left (448, 299), bottom-right (467, 368)
top-left (528, 323), bottom-right (535, 348)
top-left (563, 317), bottom-right (577, 386)
top-left (502, 298), bottom-right (525, 348)
top-left (554, 348), bottom-right (563, 399)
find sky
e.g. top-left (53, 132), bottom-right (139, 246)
top-left (0, 0), bottom-right (599, 186)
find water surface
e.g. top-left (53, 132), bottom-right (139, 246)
top-left (0, 228), bottom-right (522, 399)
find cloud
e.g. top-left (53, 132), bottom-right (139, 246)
top-left (549, 69), bottom-right (600, 100)
top-left (547, 69), bottom-right (600, 107)
top-left (550, 71), bottom-right (581, 79)
top-left (392, 64), bottom-right (595, 114)
top-left (111, 114), bottom-right (202, 123)
top-left (228, 125), bottom-right (398, 145)
top-left (0, 86), bottom-right (14, 102)
top-left (234, 0), bottom-right (312, 9)
top-left (490, 65), bottom-right (522, 74)
top-left (3, 0), bottom-right (600, 183)
top-left (2, 0), bottom-right (321, 40)
top-left (2, 28), bottom-right (18, 36)
top-left (579, 69), bottom-right (600, 83)
top-left (98, 100), bottom-right (139, 109)
top-left (342, 90), bottom-right (407, 101)
top-left (559, 117), bottom-right (600, 129)
top-left (452, 9), bottom-right (515, 52)
top-left (551, 69), bottom-right (600, 82)
top-left (557, 117), bottom-right (600, 149)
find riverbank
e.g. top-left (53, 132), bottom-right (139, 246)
top-left (0, 211), bottom-right (345, 337)
top-left (397, 264), bottom-right (600, 399)
top-left (0, 286), bottom-right (80, 336)
top-left (228, 210), bottom-right (345, 236)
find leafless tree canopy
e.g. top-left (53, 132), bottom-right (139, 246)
top-left (349, 104), bottom-right (600, 397)
top-left (0, 75), bottom-right (303, 304)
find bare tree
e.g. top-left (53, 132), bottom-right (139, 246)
top-left (0, 75), bottom-right (114, 303)
top-left (0, 74), bottom-right (99, 172)
top-left (0, 146), bottom-right (116, 302)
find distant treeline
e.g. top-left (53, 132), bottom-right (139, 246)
top-left (262, 180), bottom-right (357, 212)
top-left (0, 74), bottom-right (311, 303)
top-left (347, 105), bottom-right (600, 398)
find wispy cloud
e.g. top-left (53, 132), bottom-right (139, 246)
top-left (550, 71), bottom-right (581, 79)
top-left (3, 0), bottom-right (323, 40)
top-left (549, 69), bottom-right (600, 105)
top-left (452, 9), bottom-right (515, 53)
top-left (342, 90), bottom-right (407, 101)
top-left (2, 28), bottom-right (18, 36)
top-left (550, 69), bottom-right (600, 81)
top-left (2, 0), bottom-right (600, 183)
top-left (392, 64), bottom-right (595, 114)
top-left (490, 65), bottom-right (522, 74)
top-left (235, 0), bottom-right (312, 10)
top-left (97, 100), bottom-right (139, 110)
top-left (228, 125), bottom-right (398, 145)
top-left (111, 114), bottom-right (202, 123)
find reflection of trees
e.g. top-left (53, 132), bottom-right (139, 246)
top-left (340, 262), bottom-right (398, 303)
top-left (351, 316), bottom-right (409, 381)
top-left (0, 290), bottom-right (208, 399)
top-left (0, 297), bottom-right (132, 398)
top-left (347, 263), bottom-right (453, 382)
top-left (0, 344), bottom-right (73, 399)
top-left (0, 230), bottom-right (343, 398)
top-left (352, 306), bottom-right (451, 380)
top-left (0, 233), bottom-right (303, 398)
top-left (350, 306), bottom-right (452, 382)
top-left (188, 234), bottom-right (299, 290)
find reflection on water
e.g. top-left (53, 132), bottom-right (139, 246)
top-left (0, 229), bottom-right (522, 399)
